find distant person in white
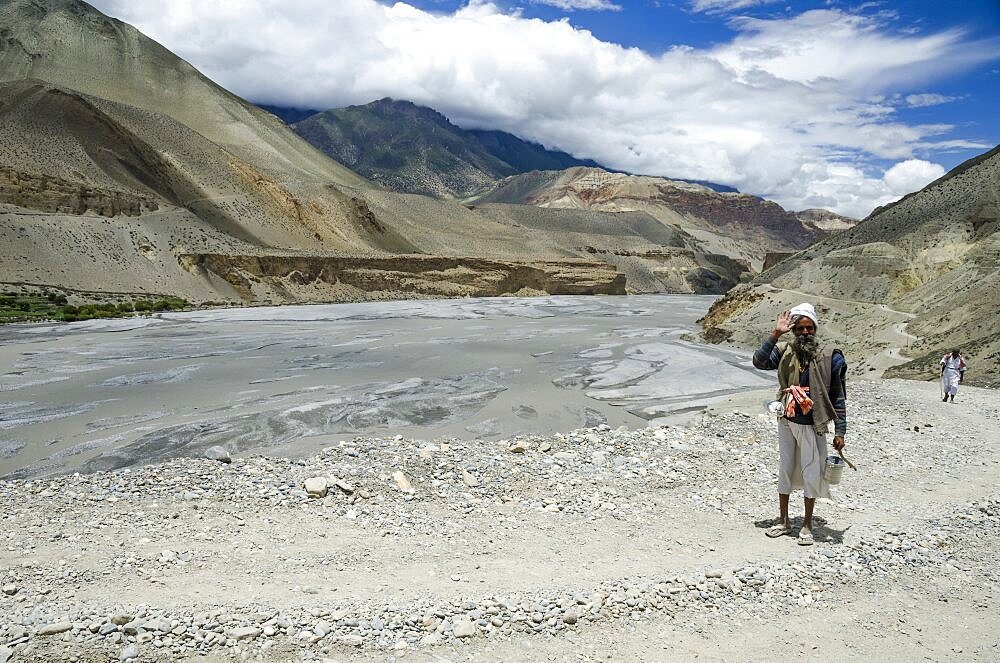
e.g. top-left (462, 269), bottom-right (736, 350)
top-left (939, 350), bottom-right (967, 402)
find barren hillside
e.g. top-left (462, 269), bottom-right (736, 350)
top-left (699, 144), bottom-right (1000, 386)
top-left (469, 168), bottom-right (832, 271)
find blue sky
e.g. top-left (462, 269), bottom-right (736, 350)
top-left (93, 0), bottom-right (1000, 217)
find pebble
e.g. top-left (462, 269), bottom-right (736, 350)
top-left (392, 471), bottom-right (415, 494)
top-left (340, 634), bottom-right (364, 646)
top-left (229, 626), bottom-right (261, 640)
top-left (36, 622), bottom-right (73, 636)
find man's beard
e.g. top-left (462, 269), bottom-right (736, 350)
top-left (792, 333), bottom-right (819, 364)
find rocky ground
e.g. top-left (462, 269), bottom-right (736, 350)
top-left (1, 378), bottom-right (998, 662)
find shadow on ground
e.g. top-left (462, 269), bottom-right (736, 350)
top-left (753, 515), bottom-right (849, 544)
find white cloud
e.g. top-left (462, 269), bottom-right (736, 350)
top-left (905, 93), bottom-right (958, 107)
top-left (882, 159), bottom-right (945, 194)
top-left (88, 1), bottom-right (998, 218)
top-left (776, 158), bottom-right (946, 219)
top-left (713, 10), bottom-right (984, 93)
top-left (689, 0), bottom-right (778, 14)
top-left (530, 0), bottom-right (621, 10)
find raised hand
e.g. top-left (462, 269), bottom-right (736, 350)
top-left (773, 310), bottom-right (794, 337)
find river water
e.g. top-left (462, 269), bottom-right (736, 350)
top-left (0, 295), bottom-right (773, 478)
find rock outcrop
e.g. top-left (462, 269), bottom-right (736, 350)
top-left (181, 253), bottom-right (627, 300)
top-left (795, 208), bottom-right (857, 232)
top-left (0, 166), bottom-right (155, 217)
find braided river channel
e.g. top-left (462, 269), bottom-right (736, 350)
top-left (0, 295), bottom-right (774, 479)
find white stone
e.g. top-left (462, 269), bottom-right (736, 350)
top-left (452, 618), bottom-right (477, 638)
top-left (304, 477), bottom-right (329, 498)
top-left (228, 626), bottom-right (261, 640)
top-left (392, 471), bottom-right (414, 494)
top-left (37, 622), bottom-right (73, 636)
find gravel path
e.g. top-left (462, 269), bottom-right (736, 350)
top-left (1, 379), bottom-right (998, 662)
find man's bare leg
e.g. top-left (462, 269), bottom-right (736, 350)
top-left (802, 497), bottom-right (815, 533)
top-left (765, 493), bottom-right (793, 537)
top-left (778, 493), bottom-right (790, 526)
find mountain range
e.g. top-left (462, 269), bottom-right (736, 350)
top-left (283, 98), bottom-right (840, 273)
top-left (282, 98), bottom-right (739, 199)
top-left (2, 0), bottom-right (856, 309)
top-left (290, 98), bottom-right (603, 199)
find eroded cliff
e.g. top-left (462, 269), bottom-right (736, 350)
top-left (179, 254), bottom-right (627, 302)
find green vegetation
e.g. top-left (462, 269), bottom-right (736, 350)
top-left (0, 293), bottom-right (189, 323)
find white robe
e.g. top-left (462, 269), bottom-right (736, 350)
top-left (940, 355), bottom-right (965, 395)
top-left (777, 419), bottom-right (831, 499)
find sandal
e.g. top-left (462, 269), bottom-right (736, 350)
top-left (797, 530), bottom-right (814, 546)
top-left (765, 524), bottom-right (791, 538)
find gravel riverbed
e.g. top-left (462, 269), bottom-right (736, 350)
top-left (1, 379), bottom-right (998, 662)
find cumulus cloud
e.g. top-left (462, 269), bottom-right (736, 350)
top-left (530, 0), bottom-right (621, 10)
top-left (778, 159), bottom-right (947, 219)
top-left (882, 159), bottom-right (946, 194)
top-left (88, 0), bottom-right (998, 218)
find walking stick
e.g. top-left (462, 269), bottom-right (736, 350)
top-left (837, 447), bottom-right (857, 471)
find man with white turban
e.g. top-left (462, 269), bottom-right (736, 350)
top-left (752, 303), bottom-right (847, 546)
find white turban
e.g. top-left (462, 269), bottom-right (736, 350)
top-left (789, 302), bottom-right (818, 326)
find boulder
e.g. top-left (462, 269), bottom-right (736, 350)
top-left (204, 446), bottom-right (231, 463)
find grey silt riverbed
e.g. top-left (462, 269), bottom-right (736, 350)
top-left (0, 294), bottom-right (773, 478)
